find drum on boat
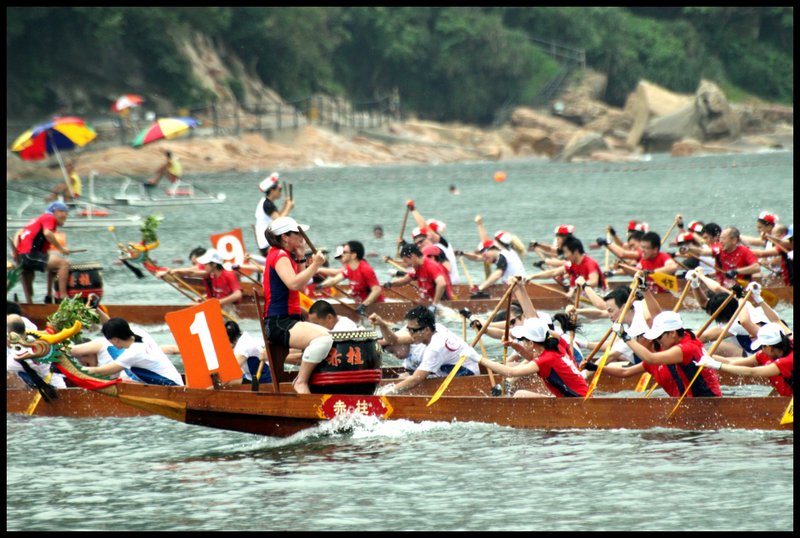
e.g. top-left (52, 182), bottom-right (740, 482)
top-left (67, 262), bottom-right (104, 299)
top-left (310, 330), bottom-right (382, 395)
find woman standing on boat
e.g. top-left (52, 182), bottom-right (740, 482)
top-left (255, 173), bottom-right (294, 256)
top-left (263, 216), bottom-right (331, 394)
top-left (620, 311), bottom-right (722, 397)
top-left (699, 322), bottom-right (793, 396)
top-left (479, 317), bottom-right (589, 397)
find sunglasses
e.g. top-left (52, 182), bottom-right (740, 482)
top-left (407, 326), bottom-right (426, 334)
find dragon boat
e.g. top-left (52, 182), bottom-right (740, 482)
top-left (7, 324), bottom-right (790, 432)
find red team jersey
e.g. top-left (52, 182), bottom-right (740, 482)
top-left (534, 340), bottom-right (589, 397)
top-left (341, 260), bottom-right (385, 303)
top-left (660, 333), bottom-right (722, 397)
top-left (565, 255), bottom-right (607, 289)
top-left (710, 243), bottom-right (758, 285)
top-left (207, 270), bottom-right (242, 304)
top-left (754, 348), bottom-right (793, 396)
top-left (637, 252), bottom-right (674, 294)
top-left (410, 257), bottom-right (452, 300)
top-left (17, 213), bottom-right (59, 255)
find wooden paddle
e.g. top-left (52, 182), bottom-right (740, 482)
top-left (661, 215), bottom-right (681, 245)
top-left (618, 262), bottom-right (678, 293)
top-left (426, 278), bottom-right (519, 407)
top-left (604, 231), bottom-right (611, 271)
top-left (525, 279), bottom-right (593, 306)
top-left (668, 289), bottom-right (753, 418)
top-left (671, 276), bottom-right (693, 312)
top-left (584, 272), bottom-right (642, 399)
top-left (567, 286), bottom-right (581, 361)
top-left (396, 205), bottom-right (410, 257)
top-left (25, 372), bottom-right (53, 416)
top-left (458, 254), bottom-right (475, 288)
top-left (253, 290), bottom-right (280, 393)
top-left (477, 337), bottom-right (501, 396)
top-left (685, 253), bottom-right (778, 306)
top-left (780, 398), bottom-right (793, 425)
top-left (164, 272), bottom-right (238, 322)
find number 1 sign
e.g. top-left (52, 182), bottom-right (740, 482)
top-left (165, 299), bottom-right (242, 388)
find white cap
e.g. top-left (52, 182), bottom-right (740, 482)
top-left (785, 224), bottom-right (793, 240)
top-left (333, 245), bottom-right (345, 259)
top-left (494, 231), bottom-right (512, 246)
top-left (510, 317), bottom-right (549, 343)
top-left (258, 172), bottom-right (280, 192)
top-left (750, 323), bottom-right (785, 350)
top-left (196, 248), bottom-right (224, 266)
top-left (643, 311), bottom-right (684, 340)
top-left (269, 216), bottom-right (309, 236)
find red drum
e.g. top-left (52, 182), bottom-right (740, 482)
top-left (310, 330), bottom-right (382, 395)
top-left (67, 262), bottom-right (104, 299)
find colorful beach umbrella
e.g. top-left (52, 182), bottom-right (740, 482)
top-left (111, 94), bottom-right (145, 113)
top-left (10, 116), bottom-right (97, 161)
top-left (131, 117), bottom-right (199, 148)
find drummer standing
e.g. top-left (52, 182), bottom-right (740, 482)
top-left (14, 202), bottom-right (72, 304)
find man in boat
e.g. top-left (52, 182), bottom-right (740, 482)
top-left (317, 240), bottom-right (384, 315)
top-left (701, 321), bottom-right (794, 396)
top-left (369, 312), bottom-right (428, 376)
top-left (45, 160), bottom-right (81, 203)
top-left (688, 226), bottom-right (760, 288)
top-left (740, 211), bottom-right (779, 249)
top-left (224, 320), bottom-right (271, 385)
top-left (386, 243), bottom-right (452, 306)
top-left (145, 150), bottom-right (182, 196)
top-left (462, 233), bottom-right (526, 299)
top-left (529, 224), bottom-right (575, 267)
top-left (478, 317), bottom-right (589, 397)
top-left (7, 314), bottom-right (67, 390)
top-left (254, 172), bottom-right (294, 257)
top-left (195, 249), bottom-right (243, 307)
top-left (379, 306), bottom-right (480, 394)
top-left (526, 236), bottom-right (606, 297)
top-left (617, 310), bottom-right (722, 397)
top-left (406, 201), bottom-right (462, 285)
top-left (597, 231), bottom-right (678, 294)
top-left (81, 318), bottom-right (183, 386)
top-left (750, 223), bottom-right (790, 285)
top-left (307, 299), bottom-right (360, 332)
top-left (14, 202), bottom-right (72, 304)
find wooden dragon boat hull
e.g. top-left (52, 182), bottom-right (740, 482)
top-left (88, 382), bottom-right (795, 434)
top-left (18, 280), bottom-right (793, 327)
top-left (7, 367), bottom-right (770, 418)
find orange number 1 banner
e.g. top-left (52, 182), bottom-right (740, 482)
top-left (165, 299), bottom-right (242, 388)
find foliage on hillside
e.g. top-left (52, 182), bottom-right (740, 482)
top-left (7, 7), bottom-right (793, 124)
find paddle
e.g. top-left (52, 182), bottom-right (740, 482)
top-left (584, 272), bottom-right (641, 399)
top-left (685, 253), bottom-right (779, 307)
top-left (426, 278), bottom-right (518, 407)
top-left (163, 272), bottom-right (238, 322)
top-left (458, 254), bottom-right (475, 289)
top-left (567, 286), bottom-right (581, 362)
top-left (25, 371), bottom-right (54, 416)
top-left (384, 256), bottom-right (410, 274)
top-left (618, 262), bottom-right (678, 293)
top-left (672, 276), bottom-right (693, 312)
top-left (477, 337), bottom-right (502, 396)
top-left (396, 205), bottom-right (410, 257)
top-left (604, 231), bottom-right (611, 272)
top-left (780, 398), bottom-right (793, 425)
top-left (661, 214), bottom-right (681, 246)
top-left (253, 289), bottom-right (280, 393)
top-left (525, 279), bottom-right (593, 306)
top-left (668, 289), bottom-right (752, 418)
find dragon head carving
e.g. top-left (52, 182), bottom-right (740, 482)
top-left (8, 321), bottom-right (82, 364)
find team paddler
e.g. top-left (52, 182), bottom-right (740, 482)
top-left (385, 243), bottom-right (452, 307)
top-left (317, 240), bottom-right (385, 316)
top-left (263, 216), bottom-right (332, 394)
top-left (406, 200), bottom-right (462, 285)
top-left (597, 230), bottom-right (679, 294)
top-left (526, 236), bottom-right (606, 297)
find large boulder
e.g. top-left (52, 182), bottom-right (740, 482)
top-left (641, 80), bottom-right (741, 152)
top-left (624, 80), bottom-right (694, 149)
top-left (553, 130), bottom-right (609, 162)
top-left (510, 107), bottom-right (578, 132)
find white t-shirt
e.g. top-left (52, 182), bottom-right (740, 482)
top-left (610, 300), bottom-right (648, 364)
top-left (404, 342), bottom-right (426, 372)
top-left (417, 325), bottom-right (480, 377)
top-left (254, 198), bottom-right (279, 250)
top-left (332, 316), bottom-right (360, 331)
top-left (233, 331), bottom-right (265, 380)
top-left (435, 241), bottom-right (461, 285)
top-left (499, 249), bottom-right (526, 282)
top-left (115, 329), bottom-right (184, 386)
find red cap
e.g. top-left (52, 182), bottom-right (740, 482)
top-left (758, 211), bottom-right (777, 224)
top-left (421, 244), bottom-right (442, 258)
top-left (634, 222), bottom-right (649, 232)
top-left (554, 225), bottom-right (574, 236)
top-left (411, 226), bottom-right (428, 238)
top-left (478, 240), bottom-right (495, 252)
top-left (676, 232), bottom-right (695, 244)
top-left (627, 220), bottom-right (639, 231)
top-left (687, 221), bottom-right (703, 233)
top-left (494, 230), bottom-right (512, 245)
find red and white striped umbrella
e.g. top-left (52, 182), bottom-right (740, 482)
top-left (111, 94), bottom-right (145, 113)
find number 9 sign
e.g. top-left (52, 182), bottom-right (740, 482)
top-left (210, 228), bottom-right (251, 275)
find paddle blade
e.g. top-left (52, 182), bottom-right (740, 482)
top-left (426, 355), bottom-right (466, 407)
top-left (634, 372), bottom-right (652, 393)
top-left (299, 292), bottom-right (315, 312)
top-left (650, 272), bottom-right (678, 292)
top-left (585, 334), bottom-right (616, 400)
top-left (780, 397), bottom-right (793, 425)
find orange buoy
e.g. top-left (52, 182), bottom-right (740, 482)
top-left (494, 171), bottom-right (507, 182)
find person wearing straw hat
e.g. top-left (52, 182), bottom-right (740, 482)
top-left (254, 172), bottom-right (294, 256)
top-left (698, 322), bottom-right (794, 396)
top-left (618, 310), bottom-right (722, 397)
top-left (263, 216), bottom-right (331, 394)
top-left (478, 317), bottom-right (589, 397)
top-left (14, 201), bottom-right (72, 304)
